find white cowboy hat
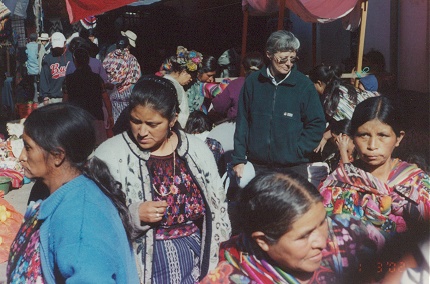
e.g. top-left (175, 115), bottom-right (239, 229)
top-left (121, 30), bottom-right (137, 48)
top-left (38, 33), bottom-right (49, 41)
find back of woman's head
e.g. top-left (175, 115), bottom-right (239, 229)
top-left (350, 96), bottom-right (404, 136)
top-left (164, 55), bottom-right (187, 74)
top-left (69, 36), bottom-right (91, 54)
top-left (242, 51), bottom-right (265, 77)
top-left (308, 64), bottom-right (342, 85)
top-left (24, 103), bottom-right (95, 167)
top-left (239, 171), bottom-right (323, 242)
top-left (309, 64), bottom-right (357, 116)
top-left (130, 75), bottom-right (180, 122)
top-left (184, 111), bottom-right (212, 134)
top-left (73, 48), bottom-right (90, 66)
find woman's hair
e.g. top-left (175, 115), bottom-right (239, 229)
top-left (73, 48), bottom-right (90, 66)
top-left (238, 171), bottom-right (323, 243)
top-left (350, 96), bottom-right (404, 137)
top-left (308, 64), bottom-right (358, 117)
top-left (184, 111), bottom-right (212, 134)
top-left (24, 104), bottom-right (134, 241)
top-left (129, 75), bottom-right (180, 123)
top-left (69, 36), bottom-right (91, 54)
top-left (330, 119), bottom-right (351, 136)
top-left (242, 51), bottom-right (265, 77)
top-left (198, 55), bottom-right (217, 75)
top-left (266, 30), bottom-right (300, 55)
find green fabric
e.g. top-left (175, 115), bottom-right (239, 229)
top-left (232, 66), bottom-right (326, 166)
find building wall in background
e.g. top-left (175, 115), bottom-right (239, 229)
top-left (398, 0), bottom-right (429, 93)
top-left (364, 0), bottom-right (392, 72)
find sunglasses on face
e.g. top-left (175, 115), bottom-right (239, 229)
top-left (273, 54), bottom-right (299, 64)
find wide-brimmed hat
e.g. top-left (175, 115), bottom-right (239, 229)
top-left (38, 33), bottom-right (49, 41)
top-left (121, 30), bottom-right (137, 48)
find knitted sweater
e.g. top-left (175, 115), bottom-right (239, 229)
top-left (94, 130), bottom-right (231, 282)
top-left (38, 175), bottom-right (139, 283)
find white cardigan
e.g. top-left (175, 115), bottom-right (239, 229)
top-left (163, 74), bottom-right (190, 128)
top-left (94, 130), bottom-right (231, 283)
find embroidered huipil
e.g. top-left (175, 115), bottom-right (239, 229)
top-left (7, 200), bottom-right (44, 283)
top-left (147, 153), bottom-right (206, 240)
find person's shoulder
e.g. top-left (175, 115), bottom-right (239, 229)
top-left (94, 134), bottom-right (127, 158)
top-left (292, 68), bottom-right (313, 83)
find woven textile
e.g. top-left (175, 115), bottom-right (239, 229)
top-left (11, 15), bottom-right (25, 47)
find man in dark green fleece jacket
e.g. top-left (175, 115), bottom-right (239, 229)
top-left (232, 30), bottom-right (325, 179)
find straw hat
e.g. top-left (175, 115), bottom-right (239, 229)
top-left (38, 33), bottom-right (49, 41)
top-left (121, 30), bottom-right (137, 48)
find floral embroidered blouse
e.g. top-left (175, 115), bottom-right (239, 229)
top-left (7, 200), bottom-right (45, 283)
top-left (147, 152), bottom-right (206, 240)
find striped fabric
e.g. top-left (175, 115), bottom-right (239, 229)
top-left (318, 159), bottom-right (430, 235)
top-left (152, 232), bottom-right (201, 284)
top-left (330, 86), bottom-right (379, 121)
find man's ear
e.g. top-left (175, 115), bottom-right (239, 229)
top-left (251, 231), bottom-right (271, 252)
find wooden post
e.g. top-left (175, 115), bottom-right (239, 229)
top-left (278, 0), bottom-right (286, 30)
top-left (355, 0), bottom-right (368, 87)
top-left (240, 5), bottom-right (249, 77)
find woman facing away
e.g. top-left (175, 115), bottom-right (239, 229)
top-left (7, 104), bottom-right (139, 283)
top-left (103, 35), bottom-right (141, 123)
top-left (210, 51), bottom-right (265, 122)
top-left (201, 171), bottom-right (375, 284)
top-left (308, 64), bottom-right (380, 153)
top-left (318, 96), bottom-right (430, 279)
top-left (94, 75), bottom-right (231, 283)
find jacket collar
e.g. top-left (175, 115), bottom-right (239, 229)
top-left (258, 64), bottom-right (299, 86)
top-left (121, 128), bottom-right (189, 161)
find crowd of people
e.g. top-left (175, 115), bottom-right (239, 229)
top-left (4, 28), bottom-right (429, 283)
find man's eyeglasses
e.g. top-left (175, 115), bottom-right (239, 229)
top-left (273, 54), bottom-right (299, 64)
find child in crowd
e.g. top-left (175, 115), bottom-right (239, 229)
top-left (25, 33), bottom-right (39, 101)
top-left (184, 111), bottom-right (224, 164)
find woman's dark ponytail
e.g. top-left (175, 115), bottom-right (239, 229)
top-left (82, 157), bottom-right (136, 242)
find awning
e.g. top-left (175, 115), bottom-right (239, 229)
top-left (243, 0), bottom-right (360, 23)
top-left (65, 0), bottom-right (138, 23)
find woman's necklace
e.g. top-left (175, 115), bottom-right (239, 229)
top-left (152, 135), bottom-right (176, 197)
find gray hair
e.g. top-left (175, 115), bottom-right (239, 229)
top-left (266, 30), bottom-right (300, 55)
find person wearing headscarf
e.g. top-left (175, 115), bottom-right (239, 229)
top-left (103, 35), bottom-right (141, 123)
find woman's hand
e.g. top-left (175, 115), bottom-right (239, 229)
top-left (233, 163), bottom-right (245, 178)
top-left (138, 200), bottom-right (168, 223)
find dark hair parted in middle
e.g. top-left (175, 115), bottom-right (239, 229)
top-left (129, 75), bottom-right (180, 122)
top-left (238, 171), bottom-right (323, 242)
top-left (350, 96), bottom-right (404, 137)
